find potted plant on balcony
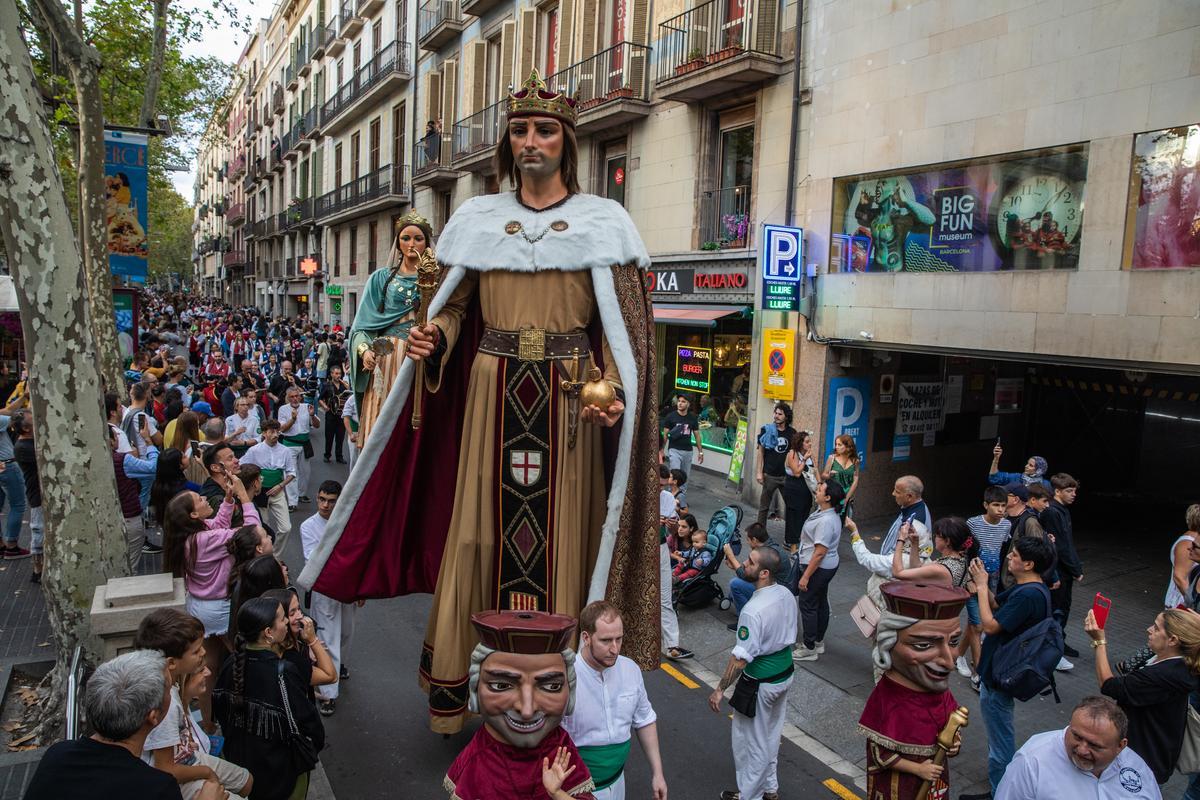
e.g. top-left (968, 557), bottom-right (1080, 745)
top-left (721, 212), bottom-right (749, 249)
top-left (287, 197), bottom-right (303, 223)
top-left (604, 83), bottom-right (634, 101)
top-left (707, 31), bottom-right (743, 64)
top-left (675, 47), bottom-right (707, 76)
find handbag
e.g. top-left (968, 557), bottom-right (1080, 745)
top-left (1177, 704), bottom-right (1200, 774)
top-left (276, 661), bottom-right (320, 774)
top-left (851, 594), bottom-right (881, 638)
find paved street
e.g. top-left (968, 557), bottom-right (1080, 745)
top-left (277, 455), bottom-right (1192, 799)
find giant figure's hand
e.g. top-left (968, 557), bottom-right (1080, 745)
top-left (581, 398), bottom-right (624, 427)
top-left (406, 324), bottom-right (440, 362)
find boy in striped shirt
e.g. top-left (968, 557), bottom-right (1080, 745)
top-left (959, 485), bottom-right (1013, 685)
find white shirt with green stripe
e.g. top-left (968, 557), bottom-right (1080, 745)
top-left (732, 583), bottom-right (798, 680)
top-left (241, 441), bottom-right (296, 489)
top-left (562, 654), bottom-right (655, 794)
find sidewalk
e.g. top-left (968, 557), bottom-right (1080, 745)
top-left (679, 468), bottom-right (1190, 797)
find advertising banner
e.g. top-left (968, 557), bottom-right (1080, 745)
top-left (104, 130), bottom-right (150, 280)
top-left (760, 327), bottom-right (794, 401)
top-left (727, 419), bottom-right (748, 484)
top-left (825, 376), bottom-right (871, 471)
top-left (831, 145), bottom-right (1088, 273)
top-left (1128, 124), bottom-right (1200, 269)
top-left (113, 288), bottom-right (139, 364)
top-left (897, 381), bottom-right (945, 435)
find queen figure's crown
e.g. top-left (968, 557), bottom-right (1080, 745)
top-left (506, 69), bottom-right (579, 127)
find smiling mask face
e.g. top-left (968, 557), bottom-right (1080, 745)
top-left (891, 617), bottom-right (963, 692)
top-left (477, 650), bottom-right (569, 749)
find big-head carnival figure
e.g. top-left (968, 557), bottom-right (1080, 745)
top-left (299, 70), bottom-right (662, 734)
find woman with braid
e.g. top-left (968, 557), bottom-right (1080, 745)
top-left (213, 597), bottom-right (325, 800)
top-left (348, 211), bottom-right (434, 444)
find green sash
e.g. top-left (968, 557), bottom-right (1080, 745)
top-left (348, 418), bottom-right (359, 433)
top-left (744, 647), bottom-right (792, 682)
top-left (260, 468), bottom-right (284, 489)
top-left (280, 432), bottom-right (310, 448)
top-left (576, 739), bottom-right (631, 790)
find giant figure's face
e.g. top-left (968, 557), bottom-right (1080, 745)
top-left (508, 116), bottom-right (564, 182)
top-left (890, 617), bottom-right (962, 692)
top-left (478, 651), bottom-right (569, 749)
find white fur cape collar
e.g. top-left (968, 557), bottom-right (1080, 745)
top-left (434, 192), bottom-right (651, 272)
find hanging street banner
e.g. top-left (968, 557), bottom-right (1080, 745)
top-left (104, 130), bottom-right (150, 280)
top-left (760, 327), bottom-right (795, 401)
top-left (897, 381), bottom-right (946, 435)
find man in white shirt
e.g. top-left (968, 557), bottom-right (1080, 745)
top-left (300, 480), bottom-right (359, 717)
top-left (709, 546), bottom-right (797, 800)
top-left (995, 696), bottom-right (1160, 800)
top-left (277, 386), bottom-right (319, 505)
top-left (562, 602), bottom-right (667, 800)
top-left (658, 464), bottom-right (692, 661)
top-left (224, 397), bottom-right (261, 455)
top-left (239, 420), bottom-right (295, 551)
top-left (341, 393), bottom-right (359, 469)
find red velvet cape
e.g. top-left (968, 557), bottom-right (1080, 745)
top-left (444, 726), bottom-right (595, 800)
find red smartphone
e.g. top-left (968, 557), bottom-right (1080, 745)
top-left (1092, 593), bottom-right (1112, 629)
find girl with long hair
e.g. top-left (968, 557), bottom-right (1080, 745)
top-left (169, 410), bottom-right (202, 454)
top-left (227, 554), bottom-right (288, 637)
top-left (214, 597), bottom-right (325, 800)
top-left (150, 448), bottom-right (201, 529)
top-left (822, 433), bottom-right (860, 518)
top-left (782, 429), bottom-right (816, 551)
top-left (261, 588), bottom-right (337, 695)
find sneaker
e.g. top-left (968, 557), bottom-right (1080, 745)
top-left (30, 571), bottom-right (41, 584)
top-left (3, 546), bottom-right (31, 560)
top-left (319, 699), bottom-right (336, 716)
top-left (719, 792), bottom-right (741, 800)
top-left (666, 647), bottom-right (694, 661)
top-left (1055, 656), bottom-right (1074, 672)
top-left (815, 640), bottom-right (825, 654)
top-left (1063, 643), bottom-right (1080, 658)
top-left (970, 674), bottom-right (981, 693)
top-left (340, 664), bottom-right (350, 681)
top-left (793, 645), bottom-right (819, 662)
top-left (956, 655), bottom-right (974, 678)
top-left (323, 456), bottom-right (331, 463)
top-left (141, 542), bottom-right (163, 555)
top-left (299, 496), bottom-right (312, 504)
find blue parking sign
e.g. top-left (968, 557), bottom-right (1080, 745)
top-left (761, 224), bottom-right (803, 282)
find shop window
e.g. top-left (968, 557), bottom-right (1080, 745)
top-left (659, 317), bottom-right (752, 455)
top-left (605, 155), bottom-right (627, 206)
top-left (829, 142), bottom-right (1089, 274)
top-left (1125, 124), bottom-right (1200, 269)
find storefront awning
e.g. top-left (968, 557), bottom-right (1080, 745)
top-left (653, 304), bottom-right (747, 328)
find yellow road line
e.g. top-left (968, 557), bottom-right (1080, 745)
top-left (659, 661), bottom-right (700, 689)
top-left (823, 778), bottom-right (862, 800)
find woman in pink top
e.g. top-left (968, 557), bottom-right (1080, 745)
top-left (164, 474), bottom-right (259, 732)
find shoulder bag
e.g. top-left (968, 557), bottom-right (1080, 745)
top-left (851, 594), bottom-right (881, 638)
top-left (1178, 704), bottom-right (1200, 774)
top-left (276, 660), bottom-right (320, 774)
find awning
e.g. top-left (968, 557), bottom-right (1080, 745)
top-left (653, 303), bottom-right (747, 328)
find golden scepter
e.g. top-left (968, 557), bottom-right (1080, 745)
top-left (410, 246), bottom-right (440, 430)
top-left (915, 706), bottom-right (968, 800)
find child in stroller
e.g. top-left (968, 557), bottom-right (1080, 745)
top-left (672, 527), bottom-right (713, 583)
top-left (672, 505), bottom-right (742, 610)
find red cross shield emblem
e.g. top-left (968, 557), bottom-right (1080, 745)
top-left (509, 450), bottom-right (543, 487)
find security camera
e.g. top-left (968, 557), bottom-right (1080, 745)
top-left (859, 331), bottom-right (874, 340)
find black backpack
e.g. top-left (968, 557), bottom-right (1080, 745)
top-left (988, 583), bottom-right (1064, 702)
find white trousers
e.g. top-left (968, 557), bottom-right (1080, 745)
top-left (732, 674), bottom-right (792, 800)
top-left (311, 591), bottom-right (356, 700)
top-left (593, 773), bottom-right (625, 800)
top-left (346, 438), bottom-right (357, 469)
top-left (264, 492), bottom-right (293, 554)
top-left (285, 445), bottom-right (309, 501)
top-left (659, 542), bottom-right (679, 650)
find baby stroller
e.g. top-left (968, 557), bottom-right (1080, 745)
top-left (672, 504), bottom-right (743, 611)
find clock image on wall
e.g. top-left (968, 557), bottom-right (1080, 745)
top-left (992, 173), bottom-right (1084, 261)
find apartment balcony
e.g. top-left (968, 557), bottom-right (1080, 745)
top-left (655, 0), bottom-right (786, 102)
top-left (357, 0), bottom-right (384, 17)
top-left (227, 202), bottom-right (246, 225)
top-left (298, 44), bottom-right (313, 77)
top-left (699, 184), bottom-right (754, 250)
top-left (245, 219), bottom-right (261, 240)
top-left (327, 16), bottom-right (348, 57)
top-left (262, 214), bottom-right (279, 238)
top-left (271, 83), bottom-right (285, 115)
top-left (320, 41), bottom-right (411, 136)
top-left (298, 195), bottom-right (317, 225)
top-left (295, 108), bottom-right (318, 150)
top-left (313, 21), bottom-right (334, 59)
top-left (286, 257), bottom-right (296, 277)
top-left (283, 123), bottom-right (304, 160)
top-left (550, 42), bottom-right (652, 136)
top-left (315, 164), bottom-right (411, 225)
top-left (223, 250), bottom-right (247, 268)
top-left (461, 0), bottom-right (503, 20)
top-left (451, 100), bottom-right (502, 173)
top-left (418, 0), bottom-right (466, 52)
top-left (340, 1), bottom-right (363, 37)
top-left (286, 63), bottom-right (298, 91)
top-left (413, 142), bottom-right (459, 189)
top-left (230, 153), bottom-right (247, 178)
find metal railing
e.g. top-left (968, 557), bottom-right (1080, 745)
top-left (65, 646), bottom-right (84, 740)
top-left (227, 202), bottom-right (246, 223)
top-left (414, 138), bottom-right (447, 174)
top-left (286, 256), bottom-right (296, 276)
top-left (417, 0), bottom-right (460, 42)
top-left (656, 0), bottom-right (780, 81)
top-left (320, 41), bottom-right (411, 127)
top-left (700, 184), bottom-right (754, 249)
top-left (315, 163), bottom-right (409, 219)
top-left (279, 129), bottom-right (293, 157)
top-left (224, 250), bottom-right (247, 267)
top-left (285, 63), bottom-right (297, 87)
top-left (321, 20), bottom-right (337, 50)
top-left (271, 84), bottom-right (285, 114)
top-left (452, 100), bottom-right (503, 162)
top-left (549, 41), bottom-right (651, 114)
top-left (338, 1), bottom-right (354, 31)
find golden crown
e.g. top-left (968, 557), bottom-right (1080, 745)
top-left (395, 209), bottom-right (430, 230)
top-left (506, 70), bottom-right (579, 127)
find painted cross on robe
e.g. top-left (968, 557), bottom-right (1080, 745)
top-left (509, 450), bottom-right (543, 487)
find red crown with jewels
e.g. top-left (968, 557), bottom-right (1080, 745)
top-left (506, 69), bottom-right (579, 127)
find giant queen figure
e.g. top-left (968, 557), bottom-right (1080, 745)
top-left (299, 70), bottom-right (662, 734)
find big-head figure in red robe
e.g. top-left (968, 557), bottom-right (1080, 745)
top-left (444, 610), bottom-right (596, 800)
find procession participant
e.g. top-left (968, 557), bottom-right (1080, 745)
top-left (223, 397), bottom-right (260, 458)
top-left (239, 420), bottom-right (295, 548)
top-left (348, 210), bottom-right (432, 445)
top-left (445, 610), bottom-right (595, 799)
top-left (301, 69), bottom-right (661, 735)
top-left (709, 546), bottom-right (796, 800)
top-left (562, 602), bottom-right (666, 800)
top-left (277, 386), bottom-right (318, 506)
top-left (859, 581), bottom-right (970, 800)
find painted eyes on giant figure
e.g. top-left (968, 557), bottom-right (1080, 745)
top-left (904, 632), bottom-right (963, 651)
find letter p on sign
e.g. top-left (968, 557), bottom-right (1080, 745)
top-left (761, 224), bottom-right (803, 281)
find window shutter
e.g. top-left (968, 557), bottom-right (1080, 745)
top-left (441, 59), bottom-right (458, 144)
top-left (500, 20), bottom-right (517, 92)
top-left (754, 0), bottom-right (779, 53)
top-left (517, 8), bottom-right (537, 83)
top-left (470, 41), bottom-right (487, 114)
top-left (578, 0), bottom-right (597, 60)
top-left (627, 0), bottom-right (649, 94)
top-left (557, 0), bottom-right (576, 69)
top-left (426, 71), bottom-right (442, 126)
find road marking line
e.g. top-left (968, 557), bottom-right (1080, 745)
top-left (823, 777), bottom-right (862, 800)
top-left (674, 660), bottom-right (868, 792)
top-left (659, 661), bottom-right (700, 689)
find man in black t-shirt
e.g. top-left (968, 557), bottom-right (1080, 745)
top-left (755, 403), bottom-right (795, 526)
top-left (23, 650), bottom-right (222, 800)
top-left (661, 394), bottom-right (703, 510)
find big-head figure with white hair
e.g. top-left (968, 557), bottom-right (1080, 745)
top-left (858, 582), bottom-right (971, 800)
top-left (446, 610), bottom-right (596, 799)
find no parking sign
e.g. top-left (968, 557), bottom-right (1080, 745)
top-left (760, 327), bottom-right (794, 401)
